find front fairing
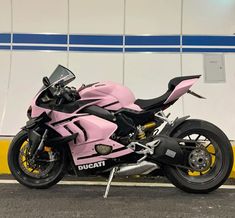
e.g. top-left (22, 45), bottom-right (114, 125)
top-left (29, 65), bottom-right (76, 118)
top-left (38, 65), bottom-right (76, 95)
top-left (25, 112), bottom-right (51, 129)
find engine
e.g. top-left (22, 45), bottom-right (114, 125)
top-left (114, 111), bottom-right (161, 145)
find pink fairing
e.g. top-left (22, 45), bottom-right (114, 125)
top-left (72, 139), bottom-right (133, 165)
top-left (52, 115), bottom-right (134, 165)
top-left (28, 72), bottom-right (201, 168)
top-left (164, 78), bottom-right (199, 104)
top-left (77, 115), bottom-right (117, 141)
top-left (29, 80), bottom-right (139, 166)
top-left (31, 81), bottom-right (141, 118)
top-left (30, 99), bottom-right (134, 166)
top-left (79, 81), bottom-right (142, 111)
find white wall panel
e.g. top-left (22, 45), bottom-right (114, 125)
top-left (182, 54), bottom-right (235, 139)
top-left (125, 0), bottom-right (181, 34)
top-left (1, 51), bottom-right (67, 135)
top-left (0, 51), bottom-right (11, 134)
top-left (0, 0), bottom-right (11, 32)
top-left (182, 0), bottom-right (235, 139)
top-left (12, 0), bottom-right (68, 33)
top-left (69, 0), bottom-right (124, 34)
top-left (183, 0), bottom-right (235, 35)
top-left (124, 53), bottom-right (183, 118)
top-left (1, 0), bottom-right (234, 140)
top-left (68, 53), bottom-right (123, 86)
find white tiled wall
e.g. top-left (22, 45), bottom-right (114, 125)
top-left (182, 0), bottom-right (235, 139)
top-left (182, 54), bottom-right (235, 138)
top-left (69, 0), bottom-right (124, 34)
top-left (0, 0), bottom-right (69, 134)
top-left (0, 0), bottom-right (11, 134)
top-left (124, 54), bottom-right (181, 98)
top-left (124, 0), bottom-right (183, 118)
top-left (68, 0), bottom-right (125, 95)
top-left (124, 53), bottom-right (183, 118)
top-left (12, 0), bottom-right (68, 33)
top-left (0, 0), bottom-right (235, 139)
top-left (0, 0), bottom-right (11, 32)
top-left (183, 0), bottom-right (235, 35)
top-left (1, 51), bottom-right (68, 134)
top-left (125, 0), bottom-right (181, 35)
top-left (0, 51), bottom-right (11, 133)
top-left (69, 53), bottom-right (123, 85)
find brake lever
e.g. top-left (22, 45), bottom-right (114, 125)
top-left (55, 97), bottom-right (64, 105)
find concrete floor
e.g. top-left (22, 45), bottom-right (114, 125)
top-left (0, 183), bottom-right (235, 218)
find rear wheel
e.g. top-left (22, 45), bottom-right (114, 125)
top-left (164, 119), bottom-right (233, 193)
top-left (8, 130), bottom-right (66, 189)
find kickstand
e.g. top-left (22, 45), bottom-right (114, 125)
top-left (103, 167), bottom-right (117, 198)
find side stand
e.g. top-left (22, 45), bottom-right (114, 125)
top-left (103, 167), bottom-right (117, 198)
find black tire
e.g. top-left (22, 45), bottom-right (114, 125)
top-left (164, 119), bottom-right (233, 193)
top-left (8, 130), bottom-right (66, 189)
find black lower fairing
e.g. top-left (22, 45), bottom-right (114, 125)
top-left (24, 112), bottom-right (51, 130)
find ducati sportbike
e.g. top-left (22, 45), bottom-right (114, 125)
top-left (8, 65), bottom-right (233, 197)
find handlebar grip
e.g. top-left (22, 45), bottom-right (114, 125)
top-left (63, 92), bottom-right (73, 102)
top-left (56, 97), bottom-right (64, 105)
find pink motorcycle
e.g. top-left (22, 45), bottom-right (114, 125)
top-left (8, 65), bottom-right (233, 197)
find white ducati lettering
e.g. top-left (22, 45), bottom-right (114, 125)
top-left (78, 161), bottom-right (105, 171)
top-left (100, 161), bottom-right (105, 167)
top-left (78, 166), bottom-right (83, 170)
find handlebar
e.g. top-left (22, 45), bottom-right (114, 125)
top-left (49, 84), bottom-right (78, 105)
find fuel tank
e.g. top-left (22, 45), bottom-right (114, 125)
top-left (78, 81), bottom-right (141, 111)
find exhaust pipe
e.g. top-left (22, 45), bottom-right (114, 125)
top-left (115, 161), bottom-right (159, 176)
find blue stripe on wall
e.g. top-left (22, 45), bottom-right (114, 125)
top-left (125, 47), bottom-right (180, 52)
top-left (183, 36), bottom-right (235, 46)
top-left (12, 45), bottom-right (67, 51)
top-left (182, 48), bottom-right (235, 53)
top-left (0, 45), bottom-right (11, 50)
top-left (0, 33), bottom-right (11, 43)
top-left (69, 47), bottom-right (122, 52)
top-left (13, 34), bottom-right (67, 44)
top-left (1, 33), bottom-right (235, 53)
top-left (70, 35), bottom-right (123, 45)
top-left (125, 35), bottom-right (180, 45)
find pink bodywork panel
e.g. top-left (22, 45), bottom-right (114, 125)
top-left (30, 90), bottom-right (134, 166)
top-left (164, 78), bottom-right (199, 104)
top-left (71, 139), bottom-right (133, 165)
top-left (47, 114), bottom-right (133, 165)
top-left (29, 81), bottom-right (140, 166)
top-left (79, 81), bottom-right (142, 111)
top-left (29, 77), bottom-right (199, 167)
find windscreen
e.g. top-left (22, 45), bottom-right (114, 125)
top-left (48, 65), bottom-right (75, 86)
top-left (39, 65), bottom-right (76, 93)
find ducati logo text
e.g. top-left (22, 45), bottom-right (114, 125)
top-left (78, 161), bottom-right (105, 171)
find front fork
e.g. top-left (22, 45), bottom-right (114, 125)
top-left (30, 129), bottom-right (48, 160)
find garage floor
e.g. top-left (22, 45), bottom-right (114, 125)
top-left (0, 181), bottom-right (235, 218)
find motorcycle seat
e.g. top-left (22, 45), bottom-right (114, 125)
top-left (135, 75), bottom-right (200, 111)
top-left (135, 91), bottom-right (171, 111)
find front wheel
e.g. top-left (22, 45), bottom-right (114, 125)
top-left (8, 130), bottom-right (66, 189)
top-left (164, 119), bottom-right (233, 193)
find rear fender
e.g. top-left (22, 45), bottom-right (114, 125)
top-left (164, 78), bottom-right (199, 104)
top-left (159, 116), bottom-right (190, 136)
